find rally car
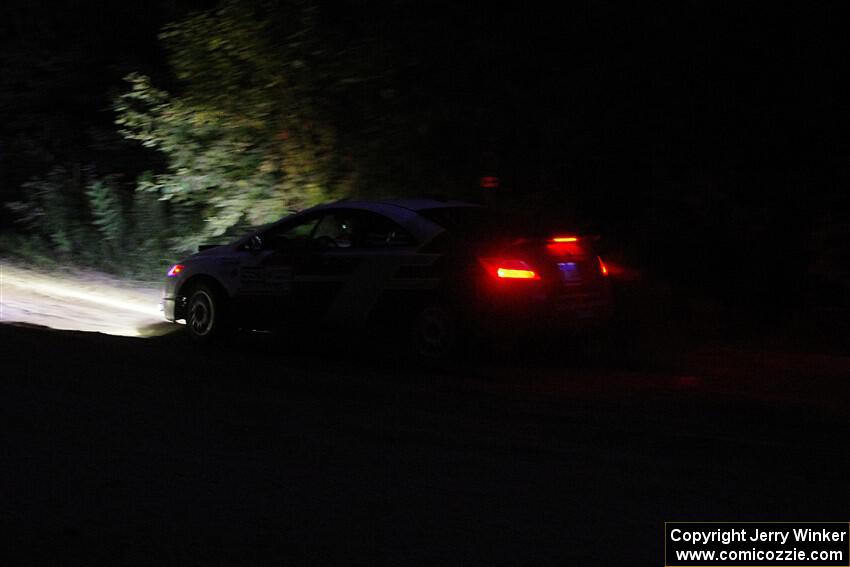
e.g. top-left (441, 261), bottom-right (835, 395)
top-left (162, 198), bottom-right (612, 360)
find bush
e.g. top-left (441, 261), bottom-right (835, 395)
top-left (3, 165), bottom-right (181, 281)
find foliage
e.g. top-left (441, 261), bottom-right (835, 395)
top-left (2, 0), bottom-right (460, 279)
top-left (10, 167), bottom-right (83, 255)
top-left (114, 0), bottom-right (358, 244)
top-left (4, 166), bottom-right (178, 280)
top-left (86, 179), bottom-right (127, 251)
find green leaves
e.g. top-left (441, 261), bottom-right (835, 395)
top-left (4, 166), bottom-right (182, 279)
top-left (86, 179), bottom-right (126, 248)
top-left (115, 0), bottom-right (353, 242)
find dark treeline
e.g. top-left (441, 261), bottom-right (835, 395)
top-left (1, 1), bottom-right (847, 311)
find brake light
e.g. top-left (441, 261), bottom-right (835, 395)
top-left (598, 256), bottom-right (609, 277)
top-left (479, 258), bottom-right (540, 280)
top-left (546, 238), bottom-right (583, 256)
top-left (497, 267), bottom-right (537, 279)
top-left (167, 264), bottom-right (184, 277)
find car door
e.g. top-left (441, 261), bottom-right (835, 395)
top-left (233, 213), bottom-right (321, 326)
top-left (303, 209), bottom-right (418, 330)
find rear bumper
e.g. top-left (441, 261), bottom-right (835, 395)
top-left (547, 298), bottom-right (613, 327)
top-left (549, 289), bottom-right (612, 321)
top-left (474, 289), bottom-right (613, 334)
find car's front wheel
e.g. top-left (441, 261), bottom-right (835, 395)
top-left (185, 283), bottom-right (231, 343)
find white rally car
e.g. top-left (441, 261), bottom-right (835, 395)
top-left (162, 198), bottom-right (612, 359)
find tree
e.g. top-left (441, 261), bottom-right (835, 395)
top-left (115, 0), bottom-right (356, 245)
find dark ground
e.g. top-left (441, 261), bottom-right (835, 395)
top-left (1, 315), bottom-right (849, 565)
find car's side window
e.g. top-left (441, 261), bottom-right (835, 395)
top-left (314, 210), bottom-right (416, 249)
top-left (313, 212), bottom-right (354, 247)
top-left (255, 209), bottom-right (416, 251)
top-left (261, 214), bottom-right (321, 250)
top-left (360, 212), bottom-right (416, 248)
top-left (280, 217), bottom-right (320, 240)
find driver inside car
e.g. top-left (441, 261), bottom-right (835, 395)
top-left (313, 213), bottom-right (357, 248)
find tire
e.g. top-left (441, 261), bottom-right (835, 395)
top-left (410, 303), bottom-right (459, 364)
top-left (185, 283), bottom-right (232, 343)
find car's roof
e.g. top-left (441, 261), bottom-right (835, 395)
top-left (239, 198), bottom-right (481, 247)
top-left (298, 198), bottom-right (481, 242)
top-left (311, 198), bottom-right (481, 213)
top-left (375, 198), bottom-right (481, 212)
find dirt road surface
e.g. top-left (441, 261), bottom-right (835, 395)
top-left (1, 262), bottom-right (166, 336)
top-left (2, 319), bottom-right (849, 565)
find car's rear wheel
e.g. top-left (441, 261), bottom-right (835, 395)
top-left (185, 283), bottom-right (232, 343)
top-left (411, 303), bottom-right (459, 364)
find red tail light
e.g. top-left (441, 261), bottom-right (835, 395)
top-left (497, 267), bottom-right (538, 279)
top-left (550, 236), bottom-right (578, 243)
top-left (598, 256), bottom-right (609, 277)
top-left (479, 258), bottom-right (540, 280)
top-left (167, 264), bottom-right (185, 277)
